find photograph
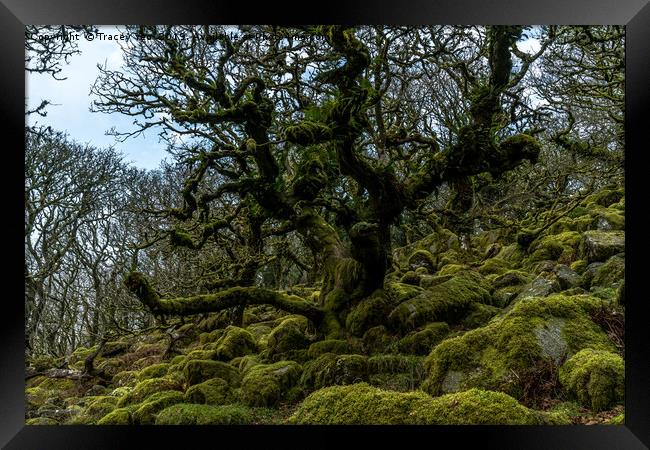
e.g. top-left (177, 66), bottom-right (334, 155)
top-left (23, 24), bottom-right (629, 428)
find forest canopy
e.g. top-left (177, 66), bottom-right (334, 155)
top-left (25, 25), bottom-right (625, 426)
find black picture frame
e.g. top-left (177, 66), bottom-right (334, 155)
top-left (3, 1), bottom-right (649, 448)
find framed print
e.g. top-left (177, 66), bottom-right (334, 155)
top-left (3, 0), bottom-right (649, 448)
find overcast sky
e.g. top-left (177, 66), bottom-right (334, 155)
top-left (25, 26), bottom-right (168, 170)
top-left (25, 26), bottom-right (542, 171)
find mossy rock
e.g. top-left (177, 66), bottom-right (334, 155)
top-left (419, 274), bottom-right (454, 289)
top-left (385, 282), bottom-right (424, 305)
top-left (492, 270), bottom-right (531, 288)
top-left (155, 403), bottom-right (254, 425)
top-left (407, 249), bottom-right (436, 272)
top-left (266, 315), bottom-right (311, 356)
top-left (397, 322), bottom-right (449, 355)
top-left (495, 243), bottom-right (525, 266)
top-left (96, 407), bottom-right (133, 425)
top-left (399, 271), bottom-right (421, 286)
top-left (477, 258), bottom-right (511, 276)
top-left (185, 378), bottom-right (234, 406)
top-left (117, 377), bottom-right (183, 407)
top-left (345, 290), bottom-right (392, 336)
top-left (461, 303), bottom-right (501, 329)
top-left (437, 264), bottom-right (470, 276)
top-left (526, 231), bottom-right (581, 266)
top-left (131, 390), bottom-right (185, 425)
top-left (388, 271), bottom-right (492, 333)
top-left (422, 294), bottom-right (617, 398)
top-left (183, 359), bottom-right (241, 387)
top-left (301, 353), bottom-right (369, 390)
top-left (27, 355), bottom-right (65, 372)
top-left (570, 259), bottom-right (588, 274)
top-left (514, 274), bottom-right (561, 303)
top-left (307, 339), bottom-right (357, 358)
top-left (578, 230), bottom-right (625, 264)
top-left (136, 363), bottom-right (170, 382)
top-left (559, 348), bottom-right (624, 412)
top-left (69, 396), bottom-right (119, 424)
top-left (289, 383), bottom-right (542, 425)
top-left (213, 325), bottom-right (258, 361)
top-left (26, 417), bottom-right (59, 425)
top-left (240, 361), bottom-right (303, 407)
top-left (590, 255), bottom-right (624, 289)
top-left (198, 329), bottom-right (225, 345)
top-left (361, 326), bottom-right (396, 354)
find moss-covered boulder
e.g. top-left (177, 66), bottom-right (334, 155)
top-left (526, 231), bottom-right (580, 266)
top-left (388, 271), bottom-right (492, 333)
top-left (590, 255), bottom-right (624, 289)
top-left (460, 303), bottom-right (501, 329)
top-left (184, 378), bottom-right (234, 406)
top-left (385, 282), bottom-right (424, 305)
top-left (183, 359), bottom-right (241, 387)
top-left (422, 294), bottom-right (617, 398)
top-left (155, 403), bottom-right (253, 425)
top-left (117, 377), bottom-right (183, 407)
top-left (307, 339), bottom-right (357, 358)
top-left (559, 349), bottom-right (624, 412)
top-left (68, 396), bottom-right (119, 424)
top-left (266, 315), bottom-right (312, 356)
top-left (301, 353), bottom-right (369, 390)
top-left (289, 383), bottom-right (542, 425)
top-left (345, 290), bottom-right (392, 336)
top-left (136, 363), bottom-right (170, 381)
top-left (399, 271), bottom-right (421, 286)
top-left (97, 407), bottom-right (133, 425)
top-left (578, 230), bottom-right (625, 263)
top-left (131, 390), bottom-right (185, 425)
top-left (477, 258), bottom-right (511, 276)
top-left (397, 322), bottom-right (449, 355)
top-left (407, 249), bottom-right (436, 273)
top-left (361, 326), bottom-right (395, 354)
top-left (240, 361), bottom-right (303, 407)
top-left (213, 325), bottom-right (258, 361)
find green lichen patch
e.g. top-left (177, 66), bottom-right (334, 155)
top-left (240, 361), bottom-right (303, 407)
top-left (388, 271), bottom-right (492, 333)
top-left (155, 403), bottom-right (254, 425)
top-left (559, 349), bottom-right (624, 412)
top-left (185, 378), bottom-right (234, 406)
top-left (289, 383), bottom-right (541, 425)
top-left (301, 353), bottom-right (369, 390)
top-left (183, 359), bottom-right (242, 387)
top-left (213, 325), bottom-right (258, 361)
top-left (422, 294), bottom-right (616, 397)
top-left (397, 322), bottom-right (449, 355)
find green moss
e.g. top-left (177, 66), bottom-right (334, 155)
top-left (301, 353), bottom-right (369, 390)
top-left (155, 403), bottom-right (254, 425)
top-left (492, 270), bottom-right (531, 288)
top-left (608, 412), bottom-right (625, 425)
top-left (289, 384), bottom-right (541, 425)
top-left (185, 378), bottom-right (234, 406)
top-left (183, 359), bottom-right (242, 387)
top-left (26, 417), bottom-right (59, 425)
top-left (96, 407), bottom-right (133, 425)
top-left (307, 339), bottom-right (357, 358)
top-left (591, 256), bottom-right (624, 289)
top-left (397, 322), bottom-right (449, 355)
top-left (117, 377), bottom-right (183, 407)
top-left (131, 390), bottom-right (185, 425)
top-left (582, 188), bottom-right (624, 208)
top-left (361, 326), bottom-right (395, 354)
top-left (388, 271), bottom-right (492, 333)
top-left (579, 230), bottom-right (625, 263)
top-left (527, 231), bottom-right (581, 265)
top-left (422, 294), bottom-right (616, 397)
top-left (240, 361), bottom-right (303, 407)
top-left (345, 290), bottom-right (392, 336)
top-left (559, 349), bottom-right (624, 412)
top-left (136, 363), bottom-right (170, 381)
top-left (495, 244), bottom-right (525, 266)
top-left (437, 264), bottom-right (469, 276)
top-left (477, 258), bottom-right (511, 276)
top-left (461, 303), bottom-right (501, 329)
top-left (570, 260), bottom-right (588, 274)
top-left (407, 250), bottom-right (436, 272)
top-left (68, 396), bottom-right (118, 424)
top-left (399, 271), bottom-right (421, 286)
top-left (266, 315), bottom-right (311, 356)
top-left (213, 325), bottom-right (258, 361)
top-left (385, 282), bottom-right (424, 305)
top-left (199, 329), bottom-right (225, 345)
